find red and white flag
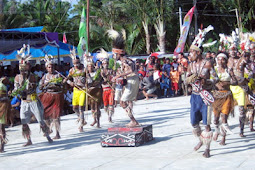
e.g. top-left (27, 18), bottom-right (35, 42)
top-left (63, 32), bottom-right (67, 43)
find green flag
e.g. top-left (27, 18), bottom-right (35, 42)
top-left (78, 7), bottom-right (88, 57)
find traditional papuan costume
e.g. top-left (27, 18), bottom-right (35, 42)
top-left (65, 48), bottom-right (87, 132)
top-left (101, 58), bottom-right (115, 123)
top-left (86, 61), bottom-right (103, 128)
top-left (228, 44), bottom-right (249, 137)
top-left (245, 42), bottom-right (255, 131)
top-left (39, 54), bottom-right (64, 139)
top-left (212, 53), bottom-right (235, 145)
top-left (108, 29), bottom-right (140, 127)
top-left (13, 44), bottom-right (53, 146)
top-left (186, 25), bottom-right (219, 158)
top-left (240, 34), bottom-right (255, 132)
top-left (0, 77), bottom-right (11, 152)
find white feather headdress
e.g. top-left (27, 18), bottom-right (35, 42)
top-left (43, 54), bottom-right (54, 67)
top-left (192, 25), bottom-right (214, 48)
top-left (97, 48), bottom-right (110, 61)
top-left (70, 47), bottom-right (79, 60)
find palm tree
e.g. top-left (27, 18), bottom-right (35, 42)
top-left (125, 0), bottom-right (152, 54)
top-left (125, 24), bottom-right (144, 55)
top-left (0, 0), bottom-right (27, 29)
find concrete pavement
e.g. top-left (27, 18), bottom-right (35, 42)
top-left (1, 96), bottom-right (255, 170)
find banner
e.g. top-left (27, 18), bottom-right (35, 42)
top-left (77, 7), bottom-right (88, 57)
top-left (63, 32), bottom-right (67, 43)
top-left (174, 6), bottom-right (195, 55)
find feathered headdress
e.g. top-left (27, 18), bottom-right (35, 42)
top-left (107, 29), bottom-right (126, 55)
top-left (191, 25), bottom-right (214, 52)
top-left (70, 46), bottom-right (79, 60)
top-left (239, 32), bottom-right (255, 51)
top-left (97, 48), bottom-right (110, 62)
top-left (16, 44), bottom-right (32, 70)
top-left (43, 54), bottom-right (54, 67)
top-left (219, 28), bottom-right (240, 51)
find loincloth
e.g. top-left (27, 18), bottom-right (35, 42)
top-left (212, 90), bottom-right (234, 116)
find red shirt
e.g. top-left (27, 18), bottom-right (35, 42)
top-left (138, 70), bottom-right (146, 77)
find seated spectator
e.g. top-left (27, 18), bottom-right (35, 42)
top-left (170, 66), bottom-right (179, 96)
top-left (64, 87), bottom-right (73, 115)
top-left (10, 95), bottom-right (21, 127)
top-left (138, 65), bottom-right (146, 77)
top-left (137, 73), bottom-right (145, 100)
top-left (140, 71), bottom-right (157, 100)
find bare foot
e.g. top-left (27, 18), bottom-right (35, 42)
top-left (90, 120), bottom-right (97, 126)
top-left (53, 135), bottom-right (61, 140)
top-left (219, 137), bottom-right (226, 146)
top-left (203, 149), bottom-right (210, 158)
top-left (46, 136), bottom-right (53, 143)
top-left (79, 126), bottom-right (84, 132)
top-left (213, 133), bottom-right (219, 141)
top-left (108, 117), bottom-right (113, 123)
top-left (126, 121), bottom-right (140, 128)
top-left (0, 144), bottom-right (4, 153)
top-left (239, 133), bottom-right (246, 138)
top-left (250, 128), bottom-right (255, 132)
top-left (194, 141), bottom-right (203, 151)
top-left (23, 140), bottom-right (32, 147)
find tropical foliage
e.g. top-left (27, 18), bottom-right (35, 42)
top-left (0, 0), bottom-right (254, 54)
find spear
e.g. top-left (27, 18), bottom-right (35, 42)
top-left (55, 70), bottom-right (97, 101)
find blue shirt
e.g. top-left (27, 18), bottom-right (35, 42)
top-left (11, 96), bottom-right (21, 110)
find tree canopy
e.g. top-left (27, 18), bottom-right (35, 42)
top-left (0, 0), bottom-right (254, 54)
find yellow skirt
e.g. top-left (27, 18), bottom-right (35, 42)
top-left (230, 85), bottom-right (245, 106)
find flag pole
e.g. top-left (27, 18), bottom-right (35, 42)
top-left (86, 0), bottom-right (90, 54)
top-left (85, 0), bottom-right (90, 119)
top-left (179, 7), bottom-right (182, 34)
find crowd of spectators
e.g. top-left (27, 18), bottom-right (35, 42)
top-left (136, 52), bottom-right (191, 100)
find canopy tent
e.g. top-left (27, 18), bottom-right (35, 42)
top-left (0, 31), bottom-right (59, 55)
top-left (0, 41), bottom-right (74, 62)
top-left (2, 26), bottom-right (45, 32)
top-left (0, 26), bottom-right (117, 65)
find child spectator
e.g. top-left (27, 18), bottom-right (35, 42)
top-left (160, 58), bottom-right (173, 97)
top-left (10, 95), bottom-right (21, 127)
top-left (138, 65), bottom-right (146, 77)
top-left (170, 66), bottom-right (179, 96)
top-left (171, 56), bottom-right (179, 71)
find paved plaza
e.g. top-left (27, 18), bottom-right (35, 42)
top-left (1, 96), bottom-right (255, 170)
